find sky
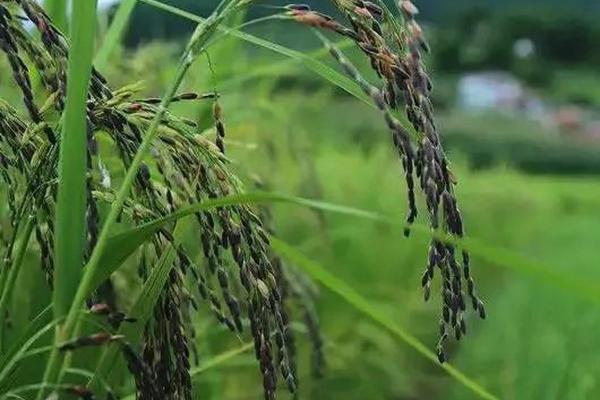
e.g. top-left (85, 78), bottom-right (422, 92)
top-left (98, 0), bottom-right (120, 7)
top-left (36, 0), bottom-right (121, 10)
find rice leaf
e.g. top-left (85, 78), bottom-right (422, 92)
top-left (0, 307), bottom-right (52, 392)
top-left (92, 192), bottom-right (600, 306)
top-left (219, 38), bottom-right (354, 90)
top-left (190, 342), bottom-right (254, 377)
top-left (90, 192), bottom-right (344, 288)
top-left (87, 221), bottom-right (189, 393)
top-left (270, 237), bottom-right (499, 400)
top-left (53, 0), bottom-right (97, 318)
top-left (38, 2), bottom-right (97, 398)
top-left (95, 0), bottom-right (138, 70)
top-left (139, 0), bottom-right (371, 106)
top-left (0, 313), bottom-right (58, 390)
top-left (43, 0), bottom-right (68, 33)
top-left (0, 217), bottom-right (35, 348)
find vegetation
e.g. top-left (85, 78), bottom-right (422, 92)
top-left (441, 112), bottom-right (600, 174)
top-left (0, 1), bottom-right (598, 399)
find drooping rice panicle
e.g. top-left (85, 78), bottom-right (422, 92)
top-left (287, 0), bottom-right (486, 361)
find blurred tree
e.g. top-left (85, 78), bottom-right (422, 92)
top-left (120, 0), bottom-right (340, 46)
top-left (117, 0), bottom-right (600, 78)
top-left (431, 7), bottom-right (599, 86)
top-left (122, 0), bottom-right (208, 46)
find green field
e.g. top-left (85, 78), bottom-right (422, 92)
top-left (0, 1), bottom-right (599, 399)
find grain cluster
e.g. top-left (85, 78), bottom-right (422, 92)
top-left (289, 0), bottom-right (486, 361)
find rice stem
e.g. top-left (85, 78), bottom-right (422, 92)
top-left (0, 216), bottom-right (35, 352)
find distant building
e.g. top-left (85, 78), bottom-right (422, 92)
top-left (584, 121), bottom-right (600, 141)
top-left (457, 72), bottom-right (600, 142)
top-left (457, 71), bottom-right (546, 121)
top-left (458, 71), bottom-right (522, 110)
top-left (553, 106), bottom-right (583, 134)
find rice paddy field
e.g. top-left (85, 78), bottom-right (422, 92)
top-left (0, 1), bottom-right (599, 399)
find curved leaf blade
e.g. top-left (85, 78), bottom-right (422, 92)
top-left (190, 342), bottom-right (254, 377)
top-left (0, 309), bottom-right (57, 390)
top-left (91, 192), bottom-right (600, 305)
top-left (139, 0), bottom-right (371, 106)
top-left (53, 0), bottom-right (98, 318)
top-left (95, 0), bottom-right (138, 70)
top-left (270, 237), bottom-right (498, 400)
top-left (88, 222), bottom-right (188, 393)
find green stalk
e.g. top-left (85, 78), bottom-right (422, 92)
top-left (36, 0), bottom-right (97, 399)
top-left (0, 216), bottom-right (35, 351)
top-left (95, 0), bottom-right (138, 70)
top-left (190, 342), bottom-right (254, 377)
top-left (271, 238), bottom-right (499, 400)
top-left (53, 0), bottom-right (97, 320)
top-left (0, 258), bottom-right (9, 305)
top-left (88, 221), bottom-right (187, 394)
top-left (37, 1), bottom-right (240, 396)
top-left (0, 142), bottom-right (56, 303)
top-left (0, 191), bottom-right (38, 297)
top-left (44, 0), bottom-right (68, 33)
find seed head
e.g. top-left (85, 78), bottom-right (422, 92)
top-left (400, 0), bottom-right (419, 17)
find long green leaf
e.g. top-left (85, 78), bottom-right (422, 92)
top-left (92, 192), bottom-right (600, 306)
top-left (92, 193), bottom-right (305, 288)
top-left (138, 0), bottom-right (419, 138)
top-left (0, 217), bottom-right (35, 349)
top-left (44, 0), bottom-right (68, 33)
top-left (190, 342), bottom-right (254, 377)
top-left (91, 191), bottom-right (379, 288)
top-left (0, 317), bottom-right (58, 390)
top-left (2, 383), bottom-right (67, 399)
top-left (0, 307), bottom-right (52, 392)
top-left (40, 2), bottom-right (98, 399)
top-left (95, 0), bottom-right (138, 70)
top-left (53, 0), bottom-right (98, 318)
top-left (140, 0), bottom-right (371, 106)
top-left (88, 221), bottom-right (188, 393)
top-left (219, 38), bottom-right (354, 90)
top-left (270, 237), bottom-right (498, 400)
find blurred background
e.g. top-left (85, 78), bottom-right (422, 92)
top-left (13, 0), bottom-right (600, 398)
top-left (93, 0), bottom-right (600, 399)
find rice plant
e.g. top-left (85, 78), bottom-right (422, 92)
top-left (0, 1), bottom-right (494, 399)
